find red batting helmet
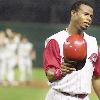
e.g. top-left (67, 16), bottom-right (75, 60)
top-left (63, 34), bottom-right (87, 61)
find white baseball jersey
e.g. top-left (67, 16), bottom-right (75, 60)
top-left (18, 42), bottom-right (33, 82)
top-left (18, 42), bottom-right (33, 59)
top-left (45, 30), bottom-right (98, 94)
top-left (0, 46), bottom-right (15, 81)
top-left (6, 41), bottom-right (18, 67)
top-left (0, 47), bottom-right (8, 75)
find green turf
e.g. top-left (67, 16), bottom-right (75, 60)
top-left (15, 68), bottom-right (48, 81)
top-left (90, 94), bottom-right (99, 100)
top-left (32, 68), bottom-right (47, 81)
top-left (0, 87), bottom-right (48, 100)
top-left (0, 68), bottom-right (99, 100)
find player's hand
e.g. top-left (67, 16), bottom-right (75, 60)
top-left (61, 62), bottom-right (76, 77)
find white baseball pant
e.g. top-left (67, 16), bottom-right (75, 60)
top-left (45, 88), bottom-right (89, 100)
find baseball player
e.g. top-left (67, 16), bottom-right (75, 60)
top-left (5, 29), bottom-right (21, 85)
top-left (0, 31), bottom-right (16, 86)
top-left (43, 1), bottom-right (100, 100)
top-left (6, 38), bottom-right (18, 85)
top-left (0, 32), bottom-right (7, 84)
top-left (17, 36), bottom-right (33, 83)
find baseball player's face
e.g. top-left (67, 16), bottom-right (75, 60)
top-left (73, 4), bottom-right (93, 30)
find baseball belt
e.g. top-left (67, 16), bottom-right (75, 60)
top-left (54, 89), bottom-right (88, 99)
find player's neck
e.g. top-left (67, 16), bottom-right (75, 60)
top-left (67, 23), bottom-right (83, 35)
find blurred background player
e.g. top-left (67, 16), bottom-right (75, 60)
top-left (5, 28), bottom-right (21, 45)
top-left (0, 31), bottom-right (17, 86)
top-left (0, 31), bottom-right (8, 85)
top-left (17, 36), bottom-right (35, 85)
top-left (5, 28), bottom-right (21, 85)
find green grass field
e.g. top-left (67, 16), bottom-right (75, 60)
top-left (0, 68), bottom-right (99, 100)
top-left (0, 87), bottom-right (48, 100)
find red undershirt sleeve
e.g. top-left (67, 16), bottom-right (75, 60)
top-left (43, 39), bottom-right (61, 72)
top-left (93, 52), bottom-right (100, 77)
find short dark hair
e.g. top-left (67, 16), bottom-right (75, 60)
top-left (70, 0), bottom-right (93, 14)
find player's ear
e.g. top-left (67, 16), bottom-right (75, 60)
top-left (71, 10), bottom-right (77, 17)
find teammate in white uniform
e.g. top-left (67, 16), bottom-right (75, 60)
top-left (18, 36), bottom-right (33, 83)
top-left (43, 1), bottom-right (100, 100)
top-left (0, 32), bottom-right (7, 84)
top-left (5, 28), bottom-right (21, 85)
top-left (6, 38), bottom-right (18, 85)
top-left (0, 31), bottom-right (16, 85)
